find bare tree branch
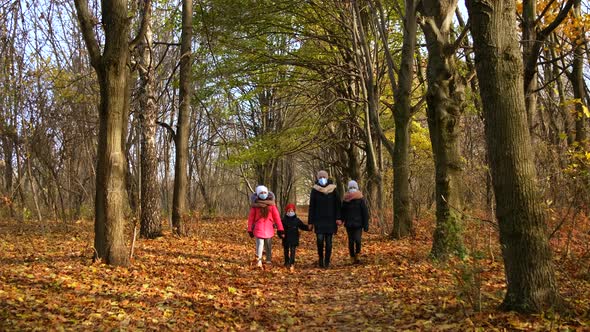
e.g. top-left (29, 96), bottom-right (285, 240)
top-left (73, 0), bottom-right (101, 69)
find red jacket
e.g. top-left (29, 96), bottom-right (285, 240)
top-left (247, 205), bottom-right (284, 239)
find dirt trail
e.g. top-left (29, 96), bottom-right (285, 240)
top-left (1, 218), bottom-right (588, 331)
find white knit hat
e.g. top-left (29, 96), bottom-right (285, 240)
top-left (347, 180), bottom-right (359, 190)
top-left (255, 185), bottom-right (269, 196)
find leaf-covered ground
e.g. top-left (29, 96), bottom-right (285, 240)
top-left (1, 216), bottom-right (589, 331)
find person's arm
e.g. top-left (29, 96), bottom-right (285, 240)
top-left (334, 192), bottom-right (342, 221)
top-left (297, 218), bottom-right (310, 231)
top-left (271, 206), bottom-right (284, 232)
top-left (361, 199), bottom-right (369, 231)
top-left (247, 208), bottom-right (256, 232)
top-left (308, 190), bottom-right (316, 226)
top-left (271, 206), bottom-right (285, 238)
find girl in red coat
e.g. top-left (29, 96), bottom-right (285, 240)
top-left (247, 185), bottom-right (284, 268)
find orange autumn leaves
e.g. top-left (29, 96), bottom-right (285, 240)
top-left (517, 0), bottom-right (589, 46)
top-left (1, 217), bottom-right (589, 330)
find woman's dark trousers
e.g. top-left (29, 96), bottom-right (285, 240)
top-left (346, 227), bottom-right (362, 258)
top-left (316, 233), bottom-right (333, 267)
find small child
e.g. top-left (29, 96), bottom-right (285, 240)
top-left (248, 185), bottom-right (284, 268)
top-left (282, 203), bottom-right (311, 271)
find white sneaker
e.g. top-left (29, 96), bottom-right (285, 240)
top-left (257, 260), bottom-right (263, 268)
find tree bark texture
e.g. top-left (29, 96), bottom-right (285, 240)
top-left (420, 0), bottom-right (466, 260)
top-left (467, 0), bottom-right (561, 313)
top-left (75, 0), bottom-right (131, 266)
top-left (172, 0), bottom-right (193, 236)
top-left (138, 1), bottom-right (162, 239)
top-left (392, 0), bottom-right (417, 238)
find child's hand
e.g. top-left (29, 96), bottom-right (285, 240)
top-left (278, 230), bottom-right (285, 238)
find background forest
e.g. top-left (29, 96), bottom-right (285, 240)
top-left (1, 0), bottom-right (590, 329)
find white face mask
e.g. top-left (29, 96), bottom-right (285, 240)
top-left (348, 188), bottom-right (358, 193)
top-left (318, 178), bottom-right (328, 186)
top-left (286, 211), bottom-right (295, 217)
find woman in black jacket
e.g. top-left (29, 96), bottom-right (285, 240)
top-left (341, 180), bottom-right (369, 264)
top-left (308, 170), bottom-right (341, 268)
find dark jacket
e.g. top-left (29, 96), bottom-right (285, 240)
top-left (308, 179), bottom-right (341, 234)
top-left (341, 197), bottom-right (369, 231)
top-left (281, 214), bottom-right (310, 246)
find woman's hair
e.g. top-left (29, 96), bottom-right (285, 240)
top-left (259, 206), bottom-right (269, 218)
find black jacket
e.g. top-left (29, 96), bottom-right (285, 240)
top-left (281, 215), bottom-right (309, 246)
top-left (308, 180), bottom-right (341, 234)
top-left (341, 197), bottom-right (369, 231)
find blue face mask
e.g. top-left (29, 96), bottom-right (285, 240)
top-left (348, 188), bottom-right (358, 193)
top-left (258, 193), bottom-right (268, 200)
top-left (286, 212), bottom-right (295, 217)
top-left (318, 178), bottom-right (328, 186)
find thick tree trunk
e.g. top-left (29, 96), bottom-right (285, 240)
top-left (94, 70), bottom-right (129, 266)
top-left (392, 0), bottom-right (417, 238)
top-left (75, 0), bottom-right (133, 266)
top-left (420, 0), bottom-right (466, 260)
top-left (172, 0), bottom-right (192, 236)
top-left (467, 0), bottom-right (561, 313)
top-left (392, 113), bottom-right (412, 238)
top-left (138, 2), bottom-right (162, 239)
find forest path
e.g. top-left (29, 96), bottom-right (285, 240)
top-left (183, 218), bottom-right (456, 330)
top-left (2, 217), bottom-right (585, 330)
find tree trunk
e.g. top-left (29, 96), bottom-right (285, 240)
top-left (420, 0), bottom-right (466, 260)
top-left (138, 1), bottom-right (162, 239)
top-left (522, 0), bottom-right (537, 133)
top-left (1, 134), bottom-right (14, 196)
top-left (571, 0), bottom-right (587, 146)
top-left (550, 33), bottom-right (574, 146)
top-left (75, 0), bottom-right (134, 266)
top-left (392, 0), bottom-right (417, 238)
top-left (25, 153), bottom-right (42, 222)
top-left (172, 0), bottom-right (193, 236)
top-left (467, 0), bottom-right (561, 313)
